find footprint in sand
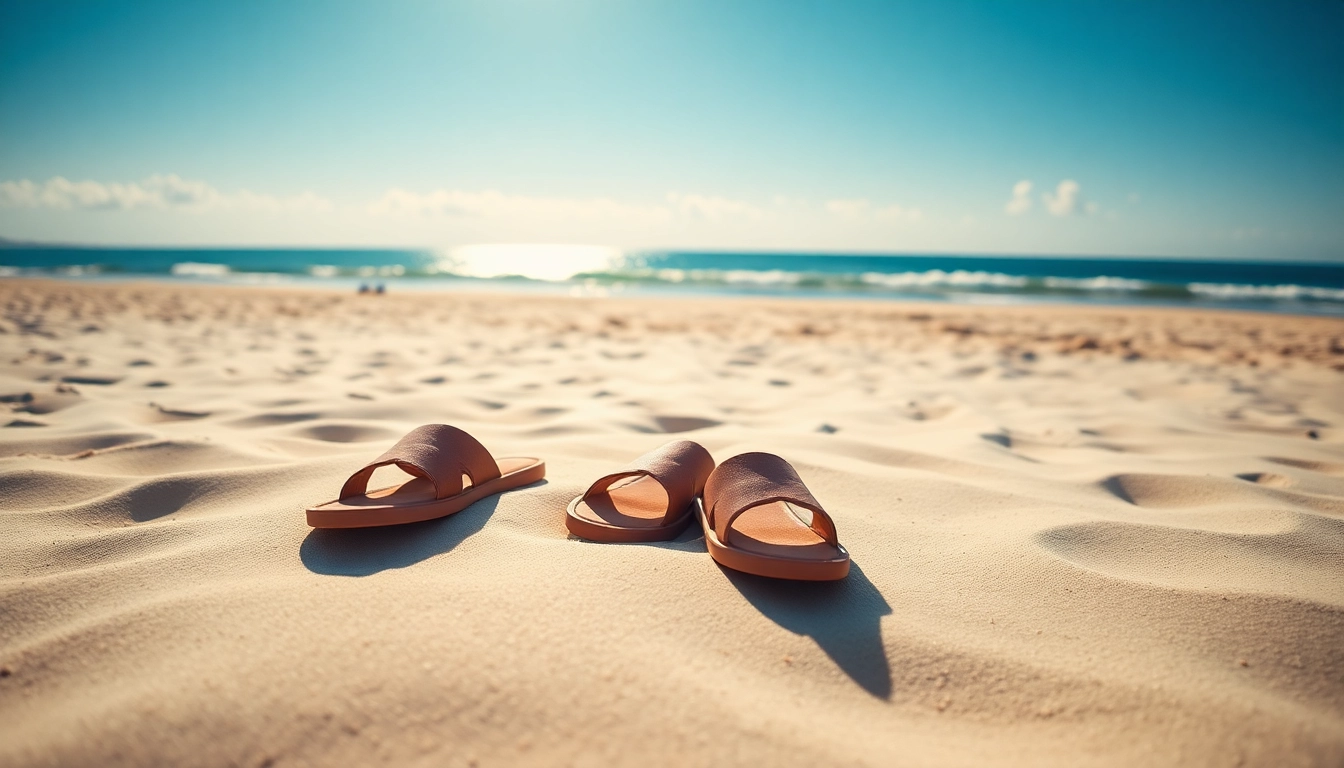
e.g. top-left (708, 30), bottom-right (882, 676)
top-left (0, 467), bottom-right (128, 511)
top-left (0, 430), bottom-right (156, 459)
top-left (981, 432), bottom-right (1012, 448)
top-left (651, 415), bottom-right (722, 433)
top-left (1101, 473), bottom-right (1249, 508)
top-left (1264, 457), bottom-right (1344, 476)
top-left (1101, 471), bottom-right (1343, 516)
top-left (902, 399), bottom-right (958, 421)
top-left (2, 389), bottom-right (82, 415)
top-left (1035, 516), bottom-right (1344, 605)
top-left (257, 398), bottom-right (308, 408)
top-left (294, 423), bottom-right (401, 443)
top-left (228, 412), bottom-right (321, 428)
top-left (1236, 472), bottom-right (1295, 488)
top-left (146, 403), bottom-right (212, 422)
top-left (53, 475), bottom-right (211, 525)
top-left (60, 374), bottom-right (122, 386)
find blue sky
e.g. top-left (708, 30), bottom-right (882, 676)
top-left (0, 0), bottom-right (1340, 259)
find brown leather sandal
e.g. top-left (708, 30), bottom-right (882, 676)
top-left (566, 440), bottom-right (715, 542)
top-left (306, 424), bottom-right (545, 528)
top-left (698, 452), bottom-right (850, 580)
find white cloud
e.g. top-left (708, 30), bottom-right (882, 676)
top-left (234, 189), bottom-right (333, 214)
top-left (144, 174), bottom-right (219, 207)
top-left (666, 192), bottom-right (763, 221)
top-left (824, 198), bottom-right (922, 222)
top-left (1042, 179), bottom-right (1082, 217)
top-left (1005, 180), bottom-right (1032, 215)
top-left (824, 198), bottom-right (871, 218)
top-left (370, 187), bottom-right (682, 225)
top-left (0, 174), bottom-right (331, 213)
top-left (0, 175), bottom-right (951, 249)
top-left (0, 177), bottom-right (155, 210)
top-left (371, 188), bottom-right (776, 224)
top-left (373, 189), bottom-right (922, 228)
top-left (876, 203), bottom-right (923, 222)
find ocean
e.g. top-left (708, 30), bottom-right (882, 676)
top-left (2, 245), bottom-right (1342, 316)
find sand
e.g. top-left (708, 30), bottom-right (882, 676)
top-left (1, 278), bottom-right (1342, 767)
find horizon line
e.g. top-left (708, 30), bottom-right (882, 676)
top-left (2, 237), bottom-right (1341, 265)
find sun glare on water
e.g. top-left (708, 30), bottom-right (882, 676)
top-left (437, 244), bottom-right (623, 282)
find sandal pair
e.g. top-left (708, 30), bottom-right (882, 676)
top-left (306, 425), bottom-right (850, 581)
top-left (567, 441), bottom-right (850, 581)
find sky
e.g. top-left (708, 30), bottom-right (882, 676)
top-left (0, 0), bottom-right (1341, 259)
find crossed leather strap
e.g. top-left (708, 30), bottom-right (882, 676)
top-left (339, 424), bottom-right (501, 501)
top-left (579, 440), bottom-right (715, 525)
top-left (703, 452), bottom-right (838, 547)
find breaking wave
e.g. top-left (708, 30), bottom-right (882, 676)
top-left (1187, 282), bottom-right (1344, 302)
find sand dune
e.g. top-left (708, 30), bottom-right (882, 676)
top-left (1, 279), bottom-right (1342, 766)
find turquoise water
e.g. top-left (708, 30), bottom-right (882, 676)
top-left (2, 245), bottom-right (1343, 315)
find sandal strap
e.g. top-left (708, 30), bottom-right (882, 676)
top-left (581, 440), bottom-right (715, 525)
top-left (339, 424), bottom-right (502, 501)
top-left (703, 453), bottom-right (837, 547)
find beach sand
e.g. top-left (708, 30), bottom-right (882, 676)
top-left (1, 278), bottom-right (1342, 767)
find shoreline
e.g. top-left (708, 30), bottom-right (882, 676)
top-left (4, 269), bottom-right (1344, 318)
top-left (5, 277), bottom-right (1343, 371)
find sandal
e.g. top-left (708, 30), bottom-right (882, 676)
top-left (566, 440), bottom-right (715, 542)
top-left (306, 424), bottom-right (545, 528)
top-left (698, 452), bottom-right (850, 580)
